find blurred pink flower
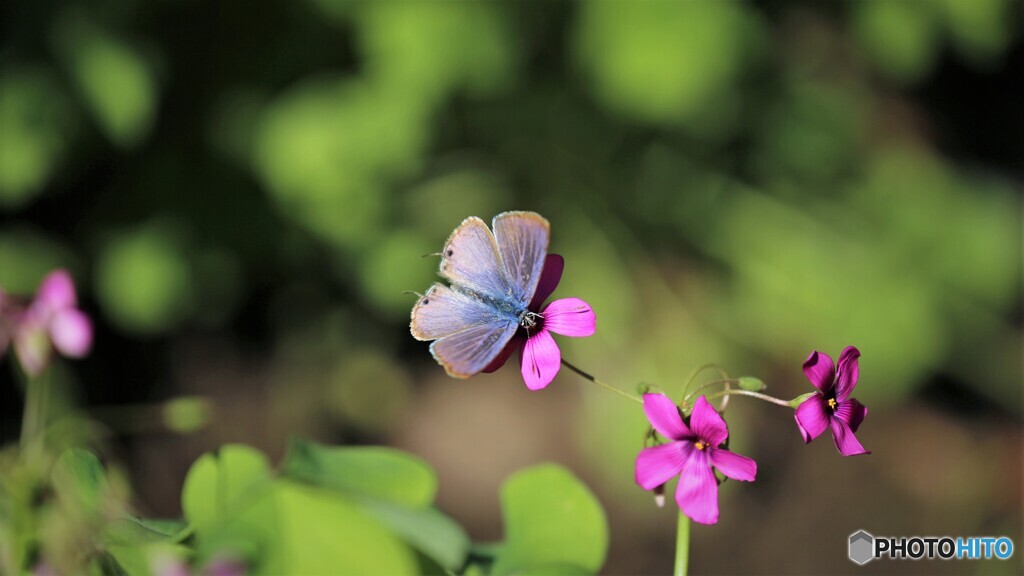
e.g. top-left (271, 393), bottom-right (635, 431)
top-left (0, 270), bottom-right (93, 376)
top-left (483, 254), bottom-right (596, 390)
top-left (794, 346), bottom-right (870, 456)
top-left (635, 394), bottom-right (757, 525)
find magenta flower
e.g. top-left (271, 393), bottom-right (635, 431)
top-left (482, 254), bottom-right (596, 390)
top-left (794, 346), bottom-right (869, 456)
top-left (0, 270), bottom-right (93, 376)
top-left (635, 394), bottom-right (757, 525)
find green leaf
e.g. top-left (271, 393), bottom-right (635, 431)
top-left (52, 448), bottom-right (108, 513)
top-left (264, 481), bottom-right (418, 575)
top-left (357, 500), bottom-right (469, 571)
top-left (181, 444), bottom-right (272, 534)
top-left (281, 438), bottom-right (437, 508)
top-left (103, 516), bottom-right (191, 545)
top-left (492, 465), bottom-right (608, 576)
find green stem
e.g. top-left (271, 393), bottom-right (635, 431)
top-left (682, 363), bottom-right (729, 397)
top-left (682, 379), bottom-right (734, 404)
top-left (674, 510), bottom-right (690, 576)
top-left (19, 372), bottom-right (48, 451)
top-left (560, 359), bottom-right (643, 404)
top-left (706, 388), bottom-right (792, 408)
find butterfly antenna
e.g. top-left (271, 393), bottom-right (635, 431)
top-left (401, 290), bottom-right (425, 299)
top-left (421, 252), bottom-right (444, 258)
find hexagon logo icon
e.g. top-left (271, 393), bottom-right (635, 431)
top-left (849, 530), bottom-right (874, 565)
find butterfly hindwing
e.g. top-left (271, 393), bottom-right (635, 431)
top-left (430, 321), bottom-right (518, 378)
top-left (438, 217), bottom-right (513, 300)
top-left (492, 212), bottom-right (551, 305)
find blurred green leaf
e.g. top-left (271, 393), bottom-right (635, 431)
top-left (852, 0), bottom-right (939, 83)
top-left (254, 79), bottom-right (426, 249)
top-left (181, 444), bottom-right (272, 534)
top-left (357, 499), bottom-right (469, 572)
top-left (492, 464), bottom-right (608, 576)
top-left (0, 67), bottom-right (74, 206)
top-left (52, 448), bottom-right (108, 513)
top-left (269, 480), bottom-right (418, 575)
top-left (95, 223), bottom-right (194, 334)
top-left (574, 0), bottom-right (756, 127)
top-left (354, 0), bottom-right (518, 102)
top-left (103, 517), bottom-right (190, 546)
top-left (162, 396), bottom-right (213, 434)
top-left (940, 0), bottom-right (1013, 64)
top-left (281, 438), bottom-right (437, 508)
top-left (55, 16), bottom-right (157, 147)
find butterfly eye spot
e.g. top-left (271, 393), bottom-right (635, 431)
top-left (447, 249), bottom-right (454, 257)
top-left (422, 299), bottom-right (429, 305)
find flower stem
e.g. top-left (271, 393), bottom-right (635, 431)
top-left (682, 363), bottom-right (729, 396)
top-left (560, 359), bottom-right (643, 404)
top-left (682, 379), bottom-right (734, 404)
top-left (674, 510), bottom-right (690, 576)
top-left (19, 372), bottom-right (49, 451)
top-left (706, 388), bottom-right (792, 408)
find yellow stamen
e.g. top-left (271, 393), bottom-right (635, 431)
top-left (827, 398), bottom-right (838, 410)
top-left (695, 440), bottom-right (708, 451)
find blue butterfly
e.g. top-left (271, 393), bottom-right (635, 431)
top-left (410, 212), bottom-right (551, 378)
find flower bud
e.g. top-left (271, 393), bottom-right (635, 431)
top-left (653, 483), bottom-right (666, 508)
top-left (737, 377), bottom-right (766, 391)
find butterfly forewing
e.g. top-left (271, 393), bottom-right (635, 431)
top-left (411, 283), bottom-right (508, 340)
top-left (492, 212), bottom-right (551, 305)
top-left (438, 217), bottom-right (513, 300)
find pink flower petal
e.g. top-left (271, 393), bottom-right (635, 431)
top-left (528, 254), bottom-right (564, 310)
top-left (635, 441), bottom-right (688, 490)
top-left (708, 448), bottom-right (757, 482)
top-left (643, 394), bottom-right (692, 441)
top-left (833, 398), bottom-right (867, 433)
top-left (802, 350), bottom-right (835, 393)
top-left (688, 396), bottom-right (729, 447)
top-left (674, 446), bottom-right (719, 525)
top-left (834, 346), bottom-right (860, 401)
top-left (49, 309), bottom-right (93, 358)
top-left (520, 329), bottom-right (560, 390)
top-left (830, 417), bottom-right (870, 456)
top-left (541, 298), bottom-right (595, 337)
top-left (36, 269), bottom-right (77, 311)
top-left (794, 394), bottom-right (829, 443)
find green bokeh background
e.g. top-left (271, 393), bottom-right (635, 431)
top-left (1, 0), bottom-right (1021, 573)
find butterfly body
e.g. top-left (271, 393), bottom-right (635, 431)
top-left (411, 212), bottom-right (550, 378)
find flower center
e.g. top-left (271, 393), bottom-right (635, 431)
top-left (518, 310), bottom-right (543, 332)
top-left (694, 440), bottom-right (708, 451)
top-left (827, 398), bottom-right (838, 411)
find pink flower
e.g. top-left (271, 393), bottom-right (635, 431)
top-left (794, 346), bottom-right (870, 456)
top-left (635, 394), bottom-right (757, 525)
top-left (483, 254), bottom-right (596, 390)
top-left (0, 270), bottom-right (93, 376)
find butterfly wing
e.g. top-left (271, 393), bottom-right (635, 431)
top-left (492, 212), bottom-right (550, 305)
top-left (410, 283), bottom-right (517, 377)
top-left (438, 217), bottom-right (514, 300)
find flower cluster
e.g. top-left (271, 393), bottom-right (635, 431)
top-left (0, 270), bottom-right (93, 376)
